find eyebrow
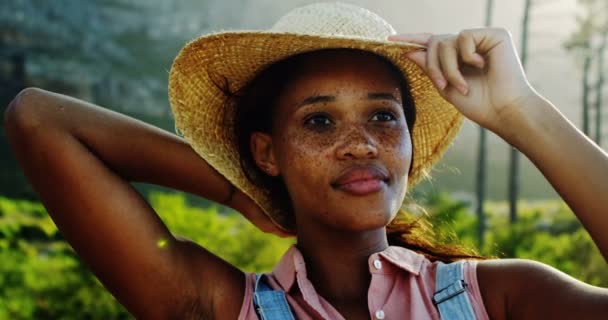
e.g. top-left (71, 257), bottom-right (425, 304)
top-left (296, 92), bottom-right (400, 109)
top-left (367, 92), bottom-right (400, 102)
top-left (297, 95), bottom-right (336, 108)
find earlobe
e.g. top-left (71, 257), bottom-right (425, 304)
top-left (250, 132), bottom-right (279, 176)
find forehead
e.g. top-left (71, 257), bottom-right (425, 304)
top-left (277, 50), bottom-right (403, 107)
top-left (292, 50), bottom-right (401, 88)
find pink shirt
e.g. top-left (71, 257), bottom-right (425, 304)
top-left (238, 245), bottom-right (489, 319)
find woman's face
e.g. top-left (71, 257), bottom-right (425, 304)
top-left (252, 51), bottom-right (412, 232)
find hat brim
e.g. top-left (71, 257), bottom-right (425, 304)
top-left (168, 31), bottom-right (463, 233)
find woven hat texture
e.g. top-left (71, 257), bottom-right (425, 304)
top-left (168, 2), bottom-right (463, 233)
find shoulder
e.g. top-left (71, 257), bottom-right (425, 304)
top-left (477, 258), bottom-right (608, 320)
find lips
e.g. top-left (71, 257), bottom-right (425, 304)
top-left (331, 165), bottom-right (389, 196)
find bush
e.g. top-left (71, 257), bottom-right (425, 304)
top-left (0, 191), bottom-right (606, 318)
top-left (0, 193), bottom-right (293, 319)
top-left (422, 193), bottom-right (608, 286)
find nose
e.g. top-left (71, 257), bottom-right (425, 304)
top-left (335, 125), bottom-right (379, 160)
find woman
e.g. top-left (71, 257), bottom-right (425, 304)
top-left (4, 2), bottom-right (608, 319)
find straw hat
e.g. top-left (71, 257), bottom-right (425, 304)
top-left (168, 2), bottom-right (463, 233)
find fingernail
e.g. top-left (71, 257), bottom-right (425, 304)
top-left (436, 78), bottom-right (447, 90)
top-left (458, 84), bottom-right (469, 95)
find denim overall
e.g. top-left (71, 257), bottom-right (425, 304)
top-left (253, 260), bottom-right (476, 320)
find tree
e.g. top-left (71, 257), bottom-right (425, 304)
top-left (475, 0), bottom-right (494, 248)
top-left (564, 0), bottom-right (608, 145)
top-left (564, 12), bottom-right (596, 138)
top-left (0, 0), bottom-right (211, 114)
top-left (508, 0), bottom-right (533, 225)
top-left (594, 23), bottom-right (607, 146)
top-left (0, 0), bottom-right (210, 199)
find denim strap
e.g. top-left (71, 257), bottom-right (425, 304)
top-left (253, 273), bottom-right (295, 320)
top-left (433, 261), bottom-right (476, 320)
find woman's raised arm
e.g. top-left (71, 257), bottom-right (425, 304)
top-left (3, 87), bottom-right (264, 319)
top-left (389, 28), bottom-right (608, 319)
top-left (390, 29), bottom-right (608, 261)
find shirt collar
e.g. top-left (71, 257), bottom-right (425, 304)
top-left (271, 244), bottom-right (425, 292)
top-left (376, 245), bottom-right (425, 275)
top-left (272, 245), bottom-right (303, 292)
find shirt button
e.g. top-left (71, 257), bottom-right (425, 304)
top-left (373, 259), bottom-right (382, 270)
top-left (375, 309), bottom-right (385, 319)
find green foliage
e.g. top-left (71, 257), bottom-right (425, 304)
top-left (422, 193), bottom-right (608, 287)
top-left (0, 192), bottom-right (606, 319)
top-left (0, 193), bottom-right (293, 319)
top-left (0, 198), bottom-right (134, 319)
top-left (148, 192), bottom-right (294, 272)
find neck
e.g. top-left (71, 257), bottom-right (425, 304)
top-left (296, 222), bottom-right (389, 303)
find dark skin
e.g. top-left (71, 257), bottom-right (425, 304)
top-left (4, 27), bottom-right (608, 319)
top-left (250, 51), bottom-right (411, 317)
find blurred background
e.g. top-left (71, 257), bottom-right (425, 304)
top-left (0, 0), bottom-right (607, 318)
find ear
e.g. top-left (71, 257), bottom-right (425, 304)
top-left (250, 132), bottom-right (279, 176)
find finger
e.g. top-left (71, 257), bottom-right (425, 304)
top-left (438, 39), bottom-right (468, 95)
top-left (269, 223), bottom-right (294, 237)
top-left (387, 33), bottom-right (432, 45)
top-left (404, 51), bottom-right (426, 70)
top-left (274, 229), bottom-right (294, 238)
top-left (237, 199), bottom-right (278, 232)
top-left (426, 38), bottom-right (447, 90)
top-left (249, 211), bottom-right (291, 237)
top-left (465, 27), bottom-right (512, 55)
top-left (457, 31), bottom-right (485, 68)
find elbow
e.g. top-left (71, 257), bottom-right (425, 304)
top-left (4, 87), bottom-right (47, 134)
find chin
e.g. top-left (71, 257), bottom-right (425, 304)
top-left (329, 206), bottom-right (395, 232)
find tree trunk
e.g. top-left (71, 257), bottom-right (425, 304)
top-left (476, 0), bottom-right (494, 248)
top-left (0, 50), bottom-right (31, 199)
top-left (595, 32), bottom-right (606, 145)
top-left (583, 40), bottom-right (592, 137)
top-left (509, 0), bottom-right (532, 224)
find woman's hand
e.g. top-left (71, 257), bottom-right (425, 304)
top-left (388, 28), bottom-right (537, 136)
top-left (391, 28), bottom-right (608, 264)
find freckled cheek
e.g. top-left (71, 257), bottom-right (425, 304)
top-left (376, 127), bottom-right (412, 174)
top-left (283, 129), bottom-right (336, 159)
top-left (279, 129), bottom-right (335, 186)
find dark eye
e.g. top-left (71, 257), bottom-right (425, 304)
top-left (370, 110), bottom-right (397, 122)
top-left (304, 113), bottom-right (333, 128)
